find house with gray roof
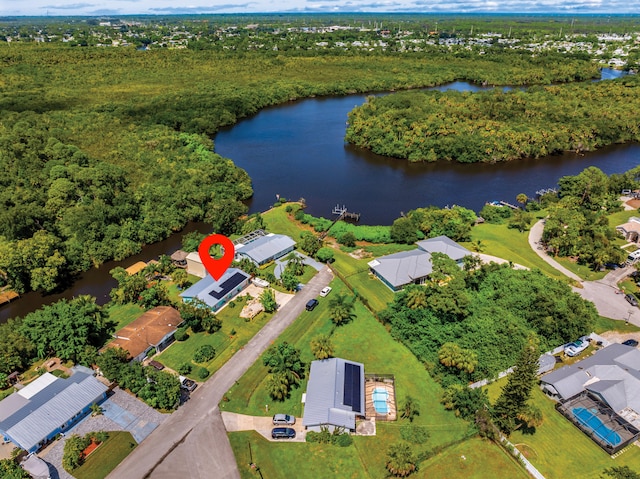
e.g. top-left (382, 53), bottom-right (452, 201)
top-left (367, 235), bottom-right (471, 291)
top-left (302, 358), bottom-right (365, 432)
top-left (180, 268), bottom-right (250, 312)
top-left (540, 344), bottom-right (640, 452)
top-left (235, 233), bottom-right (296, 266)
top-left (0, 371), bottom-right (107, 453)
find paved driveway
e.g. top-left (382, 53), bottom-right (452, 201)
top-left (107, 267), bottom-right (333, 479)
top-left (529, 219), bottom-right (640, 326)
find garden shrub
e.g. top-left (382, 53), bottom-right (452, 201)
top-left (316, 247), bottom-right (335, 263)
top-left (196, 366), bottom-right (210, 380)
top-left (193, 345), bottom-right (216, 363)
top-left (178, 363), bottom-right (192, 375)
top-left (174, 328), bottom-right (189, 342)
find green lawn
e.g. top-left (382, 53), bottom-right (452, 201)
top-left (72, 431), bottom-right (137, 479)
top-left (158, 296), bottom-right (275, 379)
top-left (467, 222), bottom-right (567, 281)
top-left (554, 257), bottom-right (608, 282)
top-left (419, 437), bottom-right (528, 479)
top-left (224, 276), bottom-right (472, 479)
top-left (485, 380), bottom-right (640, 479)
top-left (593, 315), bottom-right (640, 334)
top-left (229, 431), bottom-right (369, 479)
top-left (106, 303), bottom-right (145, 331)
top-left (262, 204), bottom-right (309, 240)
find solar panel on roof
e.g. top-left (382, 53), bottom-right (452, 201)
top-left (207, 272), bottom-right (246, 300)
top-left (343, 363), bottom-right (362, 413)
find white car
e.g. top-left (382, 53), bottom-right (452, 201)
top-left (564, 337), bottom-right (590, 357)
top-left (320, 286), bottom-right (332, 297)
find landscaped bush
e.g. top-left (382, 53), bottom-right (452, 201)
top-left (178, 363), bottom-right (192, 375)
top-left (174, 328), bottom-right (189, 342)
top-left (193, 345), bottom-right (216, 363)
top-left (62, 432), bottom-right (108, 472)
top-left (306, 427), bottom-right (352, 446)
top-left (316, 247), bottom-right (335, 263)
top-left (196, 366), bottom-right (210, 380)
top-left (294, 209), bottom-right (305, 221)
top-left (328, 222), bottom-right (392, 243)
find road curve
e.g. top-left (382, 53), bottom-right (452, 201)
top-left (107, 267), bottom-right (333, 479)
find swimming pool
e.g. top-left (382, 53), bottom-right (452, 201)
top-left (373, 387), bottom-right (389, 414)
top-left (572, 407), bottom-right (622, 447)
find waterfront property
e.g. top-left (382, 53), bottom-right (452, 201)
top-left (540, 343), bottom-right (640, 453)
top-left (367, 235), bottom-right (471, 291)
top-left (180, 268), bottom-right (251, 312)
top-left (234, 230), bottom-right (296, 267)
top-left (302, 358), bottom-right (365, 433)
top-left (186, 251), bottom-right (206, 278)
top-left (105, 306), bottom-right (183, 361)
top-left (0, 371), bottom-right (108, 453)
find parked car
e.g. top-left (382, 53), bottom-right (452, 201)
top-left (320, 286), bottom-right (332, 297)
top-left (178, 375), bottom-right (197, 392)
top-left (272, 414), bottom-right (296, 425)
top-left (271, 427), bottom-right (296, 439)
top-left (305, 298), bottom-right (319, 311)
top-left (622, 339), bottom-right (639, 348)
top-left (564, 337), bottom-right (590, 357)
top-left (626, 293), bottom-right (639, 307)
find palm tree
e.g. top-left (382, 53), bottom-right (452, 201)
top-left (400, 396), bottom-right (420, 422)
top-left (267, 373), bottom-right (290, 401)
top-left (310, 335), bottom-right (334, 360)
top-left (285, 253), bottom-right (305, 276)
top-left (386, 442), bottom-right (417, 477)
top-left (328, 294), bottom-right (356, 326)
top-left (405, 287), bottom-right (427, 310)
top-left (516, 193), bottom-right (528, 207)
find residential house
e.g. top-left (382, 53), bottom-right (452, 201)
top-left (235, 232), bottom-right (296, 267)
top-left (368, 235), bottom-right (471, 291)
top-left (0, 371), bottom-right (108, 453)
top-left (302, 358), bottom-right (365, 432)
top-left (616, 217), bottom-right (640, 243)
top-left (540, 343), bottom-right (640, 453)
top-left (106, 306), bottom-right (183, 362)
top-left (186, 251), bottom-right (206, 278)
top-left (180, 268), bottom-right (251, 312)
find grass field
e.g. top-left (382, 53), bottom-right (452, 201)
top-left (467, 222), bottom-right (567, 281)
top-left (158, 296), bottom-right (274, 379)
top-left (224, 275), bottom-right (494, 479)
top-left (554, 256), bottom-right (608, 282)
top-left (106, 303), bottom-right (145, 331)
top-left (72, 431), bottom-right (137, 479)
top-left (419, 437), bottom-right (528, 478)
top-left (486, 380), bottom-right (640, 479)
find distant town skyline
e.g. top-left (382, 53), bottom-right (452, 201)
top-left (3, 0), bottom-right (640, 17)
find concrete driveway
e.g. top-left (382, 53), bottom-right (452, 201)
top-left (529, 219), bottom-right (640, 326)
top-left (107, 267), bottom-right (333, 479)
top-left (221, 412), bottom-right (306, 442)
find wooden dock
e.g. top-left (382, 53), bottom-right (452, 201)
top-left (0, 289), bottom-right (19, 306)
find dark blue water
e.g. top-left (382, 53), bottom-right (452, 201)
top-left (215, 69), bottom-right (638, 225)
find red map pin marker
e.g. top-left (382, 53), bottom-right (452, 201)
top-left (198, 234), bottom-right (235, 281)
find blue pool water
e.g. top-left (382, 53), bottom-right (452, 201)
top-left (373, 387), bottom-right (389, 414)
top-left (572, 407), bottom-right (622, 447)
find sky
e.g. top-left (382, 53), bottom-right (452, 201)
top-left (2, 0), bottom-right (640, 17)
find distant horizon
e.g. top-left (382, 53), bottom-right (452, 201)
top-left (3, 0), bottom-right (640, 19)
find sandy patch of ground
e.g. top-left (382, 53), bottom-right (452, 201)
top-left (349, 248), bottom-right (373, 260)
top-left (600, 330), bottom-right (640, 344)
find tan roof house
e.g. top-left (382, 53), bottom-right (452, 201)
top-left (617, 217), bottom-right (640, 243)
top-left (106, 306), bottom-right (183, 361)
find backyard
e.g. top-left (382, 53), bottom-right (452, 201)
top-left (224, 276), bottom-right (514, 479)
top-left (71, 431), bottom-right (137, 479)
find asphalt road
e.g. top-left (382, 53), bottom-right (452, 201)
top-left (107, 267), bottom-right (333, 479)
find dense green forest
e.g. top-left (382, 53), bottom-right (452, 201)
top-left (380, 259), bottom-right (597, 385)
top-left (0, 41), bottom-right (603, 293)
top-left (345, 73), bottom-right (640, 162)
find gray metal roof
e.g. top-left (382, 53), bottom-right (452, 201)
top-left (538, 354), bottom-right (556, 375)
top-left (235, 234), bottom-right (296, 264)
top-left (416, 235), bottom-right (471, 261)
top-left (180, 268), bottom-right (250, 308)
top-left (540, 344), bottom-right (640, 413)
top-left (0, 372), bottom-right (107, 452)
top-left (303, 358), bottom-right (365, 430)
top-left (368, 250), bottom-right (433, 289)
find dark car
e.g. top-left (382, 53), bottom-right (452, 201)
top-left (271, 427), bottom-right (296, 439)
top-left (625, 293), bottom-right (639, 307)
top-left (623, 339), bottom-right (639, 348)
top-left (305, 298), bottom-right (319, 311)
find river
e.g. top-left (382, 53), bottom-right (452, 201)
top-left (1, 69), bottom-right (637, 322)
top-left (214, 68), bottom-right (637, 225)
